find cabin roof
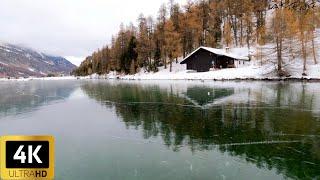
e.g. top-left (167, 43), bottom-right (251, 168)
top-left (180, 46), bottom-right (250, 64)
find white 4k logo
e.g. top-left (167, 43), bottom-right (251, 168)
top-left (13, 145), bottom-right (42, 164)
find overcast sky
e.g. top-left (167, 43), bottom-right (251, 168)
top-left (0, 0), bottom-right (187, 66)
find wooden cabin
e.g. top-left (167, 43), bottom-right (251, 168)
top-left (180, 46), bottom-right (250, 72)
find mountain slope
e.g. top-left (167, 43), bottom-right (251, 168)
top-left (0, 43), bottom-right (76, 77)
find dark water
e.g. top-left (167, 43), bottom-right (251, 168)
top-left (0, 80), bottom-right (319, 180)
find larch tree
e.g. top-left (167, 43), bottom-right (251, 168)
top-left (224, 0), bottom-right (236, 46)
top-left (296, 1), bottom-right (310, 76)
top-left (197, 0), bottom-right (210, 46)
top-left (255, 1), bottom-right (267, 65)
top-left (137, 14), bottom-right (150, 69)
top-left (208, 0), bottom-right (223, 48)
top-left (223, 18), bottom-right (233, 48)
top-left (271, 4), bottom-right (286, 75)
top-left (180, 3), bottom-right (193, 57)
top-left (157, 3), bottom-right (168, 69)
top-left (243, 0), bottom-right (253, 51)
top-left (253, 0), bottom-right (268, 46)
top-left (147, 16), bottom-right (157, 70)
top-left (164, 20), bottom-right (181, 72)
top-left (284, 9), bottom-right (299, 62)
top-left (169, 1), bottom-right (182, 63)
top-left (183, 1), bottom-right (202, 51)
top-left (308, 0), bottom-right (319, 64)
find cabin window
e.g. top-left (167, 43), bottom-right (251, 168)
top-left (239, 61), bottom-right (241, 64)
top-left (243, 61), bottom-right (245, 65)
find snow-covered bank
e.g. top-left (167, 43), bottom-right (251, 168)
top-left (2, 57), bottom-right (320, 82)
top-left (0, 76), bottom-right (79, 81)
top-left (2, 62), bottom-right (320, 81)
top-left (87, 60), bottom-right (320, 81)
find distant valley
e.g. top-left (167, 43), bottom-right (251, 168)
top-left (0, 43), bottom-right (76, 78)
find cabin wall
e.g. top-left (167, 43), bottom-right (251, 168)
top-left (214, 56), bottom-right (235, 68)
top-left (183, 48), bottom-right (249, 72)
top-left (186, 49), bottom-right (213, 72)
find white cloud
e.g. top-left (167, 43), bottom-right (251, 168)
top-left (0, 0), bottom-right (187, 65)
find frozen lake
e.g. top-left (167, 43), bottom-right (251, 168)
top-left (0, 80), bottom-right (319, 179)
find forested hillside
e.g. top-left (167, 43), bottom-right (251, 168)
top-left (73, 0), bottom-right (320, 77)
top-left (0, 43), bottom-right (76, 77)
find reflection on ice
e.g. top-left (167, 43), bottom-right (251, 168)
top-left (0, 80), bottom-right (77, 117)
top-left (81, 80), bottom-right (320, 179)
top-left (0, 80), bottom-right (319, 179)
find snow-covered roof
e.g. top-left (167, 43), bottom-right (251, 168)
top-left (181, 46), bottom-right (250, 64)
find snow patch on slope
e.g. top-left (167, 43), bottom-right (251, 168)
top-left (0, 61), bottom-right (8, 66)
top-left (28, 68), bottom-right (35, 72)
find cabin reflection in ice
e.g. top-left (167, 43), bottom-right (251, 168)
top-left (184, 87), bottom-right (234, 106)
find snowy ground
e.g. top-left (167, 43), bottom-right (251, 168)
top-left (88, 29), bottom-right (320, 81)
top-left (0, 76), bottom-right (79, 81)
top-left (90, 59), bottom-right (320, 81)
top-left (3, 60), bottom-right (318, 81)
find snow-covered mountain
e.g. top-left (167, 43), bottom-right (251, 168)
top-left (0, 43), bottom-right (76, 77)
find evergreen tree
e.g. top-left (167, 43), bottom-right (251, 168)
top-left (72, 0), bottom-right (320, 77)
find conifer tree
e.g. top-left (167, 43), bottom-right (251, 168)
top-left (72, 0), bottom-right (320, 77)
top-left (271, 3), bottom-right (286, 75)
top-left (164, 20), bottom-right (181, 72)
top-left (158, 4), bottom-right (168, 68)
top-left (223, 19), bottom-right (232, 47)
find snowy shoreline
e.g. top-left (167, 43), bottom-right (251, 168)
top-left (1, 61), bottom-right (320, 82)
top-left (1, 70), bottom-right (320, 82)
top-left (81, 60), bottom-right (320, 81)
top-left (1, 76), bottom-right (320, 82)
top-left (89, 76), bottom-right (320, 82)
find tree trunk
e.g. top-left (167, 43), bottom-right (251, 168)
top-left (289, 38), bottom-right (294, 61)
top-left (240, 17), bottom-right (243, 47)
top-left (276, 36), bottom-right (282, 72)
top-left (232, 15), bottom-right (238, 46)
top-left (311, 0), bottom-right (317, 65)
top-left (246, 24), bottom-right (251, 51)
top-left (169, 57), bottom-right (172, 72)
top-left (164, 57), bottom-right (167, 69)
top-left (311, 31), bottom-right (317, 64)
top-left (301, 32), bottom-right (307, 75)
top-left (164, 50), bottom-right (167, 69)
